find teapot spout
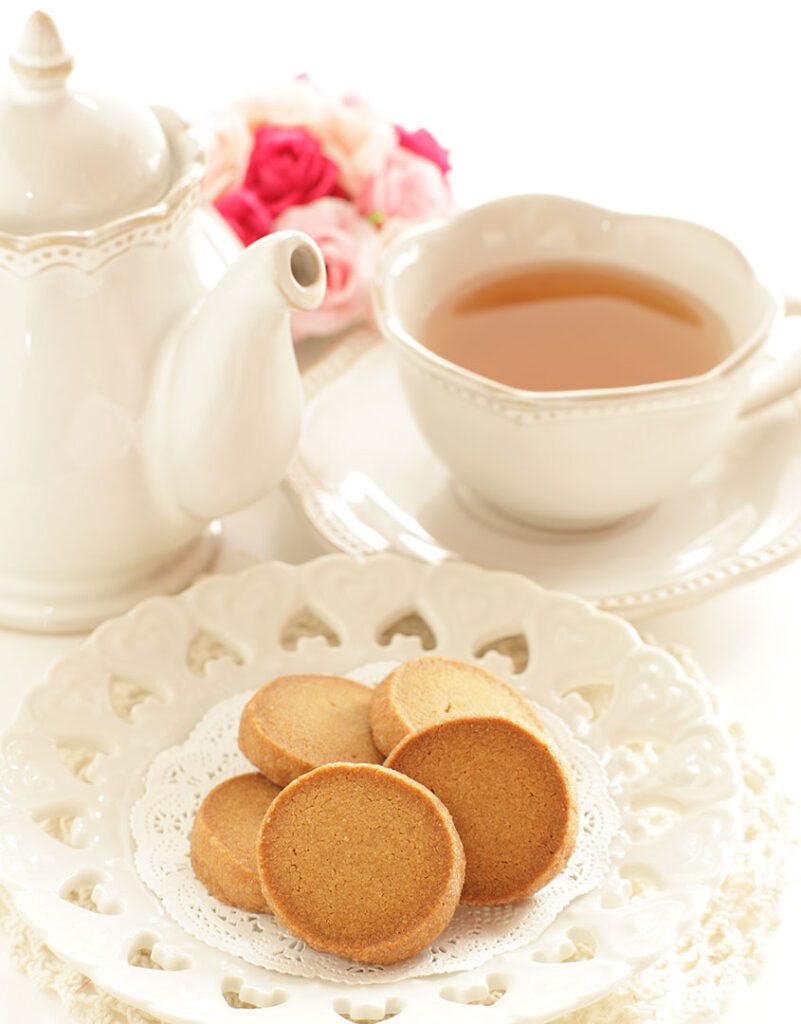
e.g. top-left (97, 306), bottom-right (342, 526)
top-left (154, 230), bottom-right (325, 522)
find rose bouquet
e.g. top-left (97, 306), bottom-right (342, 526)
top-left (198, 78), bottom-right (454, 340)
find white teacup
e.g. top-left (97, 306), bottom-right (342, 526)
top-left (373, 195), bottom-right (801, 530)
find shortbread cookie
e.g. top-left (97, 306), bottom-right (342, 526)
top-left (239, 674), bottom-right (382, 786)
top-left (257, 762), bottom-right (465, 964)
top-left (385, 716), bottom-right (577, 905)
top-left (370, 656), bottom-right (542, 756)
top-left (190, 772), bottom-right (281, 913)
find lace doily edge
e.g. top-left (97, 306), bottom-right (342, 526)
top-left (128, 695), bottom-right (621, 984)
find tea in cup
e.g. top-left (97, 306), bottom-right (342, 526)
top-left (373, 195), bottom-right (801, 530)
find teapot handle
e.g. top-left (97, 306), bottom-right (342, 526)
top-left (741, 295), bottom-right (801, 415)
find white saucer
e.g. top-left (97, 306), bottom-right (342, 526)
top-left (288, 329), bottom-right (801, 617)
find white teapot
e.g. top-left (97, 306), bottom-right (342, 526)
top-left (0, 13), bottom-right (326, 631)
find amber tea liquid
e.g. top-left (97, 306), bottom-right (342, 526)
top-left (422, 261), bottom-right (732, 391)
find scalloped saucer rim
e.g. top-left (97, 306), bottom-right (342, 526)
top-left (288, 329), bottom-right (801, 618)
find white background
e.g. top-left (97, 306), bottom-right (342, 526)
top-left (0, 1), bottom-right (799, 1021)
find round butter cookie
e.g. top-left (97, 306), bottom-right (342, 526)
top-left (385, 716), bottom-right (577, 905)
top-left (239, 674), bottom-right (382, 786)
top-left (190, 772), bottom-right (281, 913)
top-left (257, 762), bottom-right (465, 964)
top-left (370, 656), bottom-right (542, 756)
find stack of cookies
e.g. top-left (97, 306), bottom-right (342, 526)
top-left (190, 657), bottom-right (578, 965)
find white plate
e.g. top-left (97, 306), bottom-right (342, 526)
top-left (0, 555), bottom-right (740, 1024)
top-left (288, 330), bottom-right (801, 617)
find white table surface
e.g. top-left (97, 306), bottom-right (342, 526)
top-left (0, 0), bottom-right (800, 1018)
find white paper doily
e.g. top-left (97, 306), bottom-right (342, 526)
top-left (131, 672), bottom-right (619, 983)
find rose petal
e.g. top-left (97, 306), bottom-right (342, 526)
top-left (215, 189), bottom-right (273, 246)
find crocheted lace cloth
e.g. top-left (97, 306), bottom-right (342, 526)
top-left (0, 644), bottom-right (794, 1022)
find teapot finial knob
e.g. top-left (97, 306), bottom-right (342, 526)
top-left (10, 11), bottom-right (73, 91)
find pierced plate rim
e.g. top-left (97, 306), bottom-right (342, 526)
top-left (0, 554), bottom-right (742, 1024)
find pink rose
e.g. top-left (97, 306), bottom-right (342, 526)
top-left (396, 125), bottom-right (451, 175)
top-left (244, 126), bottom-right (340, 218)
top-left (236, 81), bottom-right (394, 196)
top-left (273, 198), bottom-right (377, 340)
top-left (357, 147), bottom-right (454, 225)
top-left (215, 189), bottom-right (272, 246)
top-left (198, 107), bottom-right (252, 201)
top-left (321, 93), bottom-right (396, 195)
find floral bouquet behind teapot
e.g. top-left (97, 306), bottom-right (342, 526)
top-left (198, 77), bottom-right (454, 340)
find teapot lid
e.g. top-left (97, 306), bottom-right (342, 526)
top-left (0, 11), bottom-right (173, 235)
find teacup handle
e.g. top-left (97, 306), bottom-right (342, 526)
top-left (741, 296), bottom-right (801, 415)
